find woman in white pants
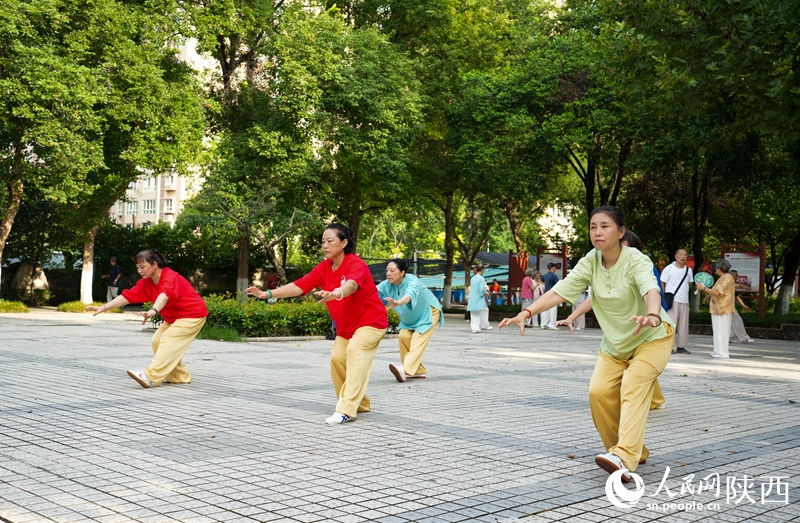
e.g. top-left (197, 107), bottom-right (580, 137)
top-left (696, 259), bottom-right (735, 358)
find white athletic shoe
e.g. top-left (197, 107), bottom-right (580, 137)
top-left (595, 453), bottom-right (630, 483)
top-left (127, 369), bottom-right (152, 388)
top-left (325, 411), bottom-right (351, 425)
top-left (389, 363), bottom-right (405, 383)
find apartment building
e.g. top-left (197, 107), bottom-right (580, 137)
top-left (109, 173), bottom-right (196, 228)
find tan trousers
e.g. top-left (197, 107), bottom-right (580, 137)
top-left (331, 326), bottom-right (385, 418)
top-left (667, 302), bottom-right (689, 349)
top-left (145, 317), bottom-right (206, 386)
top-left (589, 324), bottom-right (674, 471)
top-left (398, 308), bottom-right (440, 376)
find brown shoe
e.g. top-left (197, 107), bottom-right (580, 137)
top-left (389, 363), bottom-right (405, 383)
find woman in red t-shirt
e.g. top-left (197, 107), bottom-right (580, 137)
top-left (85, 249), bottom-right (208, 389)
top-left (246, 223), bottom-right (387, 425)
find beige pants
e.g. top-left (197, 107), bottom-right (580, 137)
top-left (398, 308), bottom-right (440, 376)
top-left (145, 317), bottom-right (207, 385)
top-left (667, 302), bottom-right (689, 349)
top-left (589, 324), bottom-right (674, 471)
top-left (331, 326), bottom-right (386, 418)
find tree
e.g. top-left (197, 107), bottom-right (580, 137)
top-left (0, 0), bottom-right (105, 296)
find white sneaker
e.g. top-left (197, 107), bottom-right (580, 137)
top-left (325, 411), bottom-right (351, 425)
top-left (548, 325), bottom-right (559, 330)
top-left (484, 326), bottom-right (492, 330)
top-left (595, 453), bottom-right (630, 483)
top-left (127, 369), bottom-right (152, 388)
top-left (710, 353), bottom-right (722, 358)
top-left (744, 338), bottom-right (754, 343)
top-left (389, 363), bottom-right (405, 383)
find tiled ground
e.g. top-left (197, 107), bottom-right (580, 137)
top-left (1, 309), bottom-right (798, 523)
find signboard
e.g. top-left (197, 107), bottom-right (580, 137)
top-left (538, 253), bottom-right (566, 279)
top-left (723, 252), bottom-right (761, 293)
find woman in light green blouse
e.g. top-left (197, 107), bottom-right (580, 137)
top-left (499, 206), bottom-right (674, 484)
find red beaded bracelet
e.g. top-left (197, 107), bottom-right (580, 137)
top-left (523, 309), bottom-right (532, 319)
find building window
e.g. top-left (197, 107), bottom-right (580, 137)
top-left (126, 201), bottom-right (138, 215)
top-left (143, 200), bottom-right (156, 215)
top-left (144, 177), bottom-right (156, 191)
top-left (128, 181), bottom-right (137, 190)
top-left (164, 198), bottom-right (174, 212)
top-left (117, 202), bottom-right (124, 215)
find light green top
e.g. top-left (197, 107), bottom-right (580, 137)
top-left (552, 246), bottom-right (674, 359)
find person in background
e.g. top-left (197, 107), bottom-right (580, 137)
top-left (520, 269), bottom-right (537, 327)
top-left (266, 268), bottom-right (279, 290)
top-left (490, 279), bottom-right (501, 294)
top-left (501, 206), bottom-right (674, 483)
top-left (247, 223), bottom-right (388, 425)
top-left (85, 249), bottom-right (208, 389)
top-left (101, 256), bottom-right (122, 303)
top-left (661, 248), bottom-right (693, 355)
top-left (728, 270), bottom-right (755, 344)
top-left (468, 264), bottom-right (491, 333)
top-left (378, 260), bottom-right (443, 382)
top-left (541, 263), bottom-right (560, 330)
top-left (695, 259), bottom-right (735, 359)
top-left (572, 287), bottom-right (588, 330)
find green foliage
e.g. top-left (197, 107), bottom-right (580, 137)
top-left (196, 324), bottom-right (243, 343)
top-left (57, 301), bottom-right (122, 313)
top-left (0, 299), bottom-right (29, 313)
top-left (689, 311), bottom-right (800, 329)
top-left (204, 295), bottom-right (333, 337)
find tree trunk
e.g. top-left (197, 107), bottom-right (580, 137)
top-left (80, 226), bottom-right (99, 304)
top-left (0, 143), bottom-right (25, 298)
top-left (265, 245), bottom-right (285, 282)
top-left (442, 193), bottom-right (454, 308)
top-left (774, 230), bottom-right (800, 316)
top-left (237, 230), bottom-right (249, 302)
top-left (690, 165), bottom-right (713, 312)
top-left (348, 210), bottom-right (361, 253)
top-left (504, 201), bottom-right (524, 253)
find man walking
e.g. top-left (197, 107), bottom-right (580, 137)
top-left (661, 248), bottom-right (693, 354)
top-left (541, 263), bottom-right (560, 330)
top-left (101, 256), bottom-right (122, 302)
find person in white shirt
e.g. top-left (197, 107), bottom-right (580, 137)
top-left (660, 248), bottom-right (693, 354)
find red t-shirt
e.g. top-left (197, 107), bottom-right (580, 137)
top-left (121, 267), bottom-right (208, 324)
top-left (293, 254), bottom-right (387, 339)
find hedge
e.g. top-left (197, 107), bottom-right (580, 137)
top-left (204, 295), bottom-right (400, 338)
top-left (0, 299), bottom-right (29, 313)
top-left (689, 312), bottom-right (800, 328)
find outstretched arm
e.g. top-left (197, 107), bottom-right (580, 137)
top-left (246, 283), bottom-right (304, 300)
top-left (498, 289), bottom-right (566, 335)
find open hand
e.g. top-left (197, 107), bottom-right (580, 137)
top-left (498, 313), bottom-right (528, 335)
top-left (383, 297), bottom-right (401, 309)
top-left (135, 309), bottom-right (158, 325)
top-left (314, 290), bottom-right (340, 304)
top-left (245, 286), bottom-right (265, 299)
top-left (628, 314), bottom-right (661, 336)
top-left (84, 305), bottom-right (105, 317)
top-left (554, 317), bottom-right (575, 333)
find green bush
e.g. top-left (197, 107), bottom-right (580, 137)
top-left (196, 324), bottom-right (243, 342)
top-left (57, 301), bottom-right (123, 313)
top-left (204, 295), bottom-right (332, 337)
top-left (0, 299), bottom-right (29, 313)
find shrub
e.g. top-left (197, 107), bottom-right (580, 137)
top-left (57, 301), bottom-right (123, 313)
top-left (196, 324), bottom-right (242, 342)
top-left (204, 294), bottom-right (333, 337)
top-left (689, 311), bottom-right (800, 328)
top-left (0, 299), bottom-right (29, 313)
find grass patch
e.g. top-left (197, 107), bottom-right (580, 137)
top-left (57, 301), bottom-right (123, 313)
top-left (0, 299), bottom-right (29, 313)
top-left (196, 324), bottom-right (243, 342)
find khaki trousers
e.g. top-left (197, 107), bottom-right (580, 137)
top-left (667, 302), bottom-right (689, 349)
top-left (589, 324), bottom-right (674, 471)
top-left (331, 326), bottom-right (385, 418)
top-left (145, 317), bottom-right (206, 386)
top-left (398, 308), bottom-right (440, 376)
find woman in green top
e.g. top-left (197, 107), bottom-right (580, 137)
top-left (499, 206), bottom-right (674, 484)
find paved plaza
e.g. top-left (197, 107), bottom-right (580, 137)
top-left (1, 309), bottom-right (799, 523)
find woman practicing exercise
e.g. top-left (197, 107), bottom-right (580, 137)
top-left (85, 249), bottom-right (208, 388)
top-left (377, 260), bottom-right (443, 382)
top-left (246, 224), bottom-right (387, 425)
top-left (499, 206), bottom-right (674, 483)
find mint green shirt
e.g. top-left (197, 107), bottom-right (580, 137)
top-left (377, 274), bottom-right (444, 334)
top-left (552, 246), bottom-right (674, 359)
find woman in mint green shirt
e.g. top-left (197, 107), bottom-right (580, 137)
top-left (499, 206), bottom-right (674, 484)
top-left (377, 260), bottom-right (444, 382)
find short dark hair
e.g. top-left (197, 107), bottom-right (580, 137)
top-left (622, 230), bottom-right (644, 251)
top-left (474, 264), bottom-right (484, 272)
top-left (387, 259), bottom-right (408, 274)
top-left (134, 249), bottom-right (168, 268)
top-left (324, 223), bottom-right (355, 254)
top-left (590, 205), bottom-right (626, 229)
top-left (110, 256), bottom-right (118, 263)
top-left (547, 263), bottom-right (555, 269)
